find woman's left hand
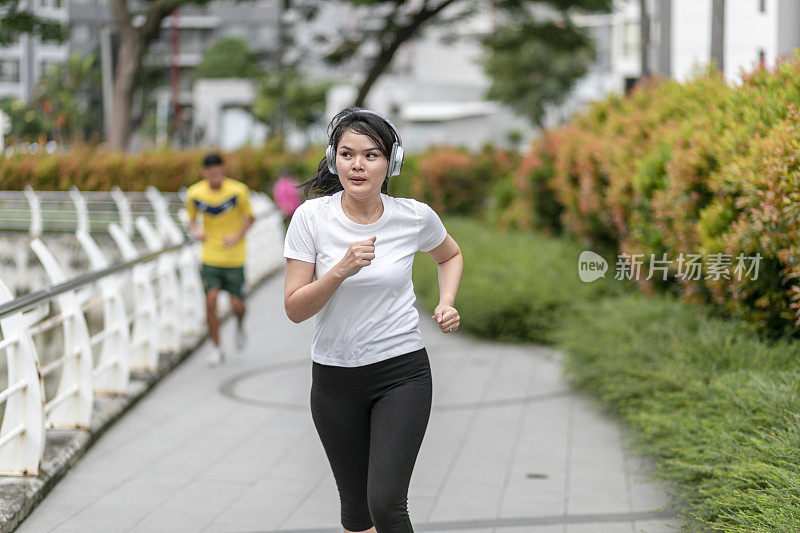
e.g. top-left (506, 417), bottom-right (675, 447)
top-left (432, 304), bottom-right (460, 334)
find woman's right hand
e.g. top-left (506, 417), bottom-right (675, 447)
top-left (336, 236), bottom-right (376, 278)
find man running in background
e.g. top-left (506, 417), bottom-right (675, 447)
top-left (186, 153), bottom-right (255, 366)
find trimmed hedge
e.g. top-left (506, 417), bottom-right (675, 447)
top-left (0, 142), bottom-right (516, 221)
top-left (0, 143), bottom-right (320, 194)
top-left (507, 51), bottom-right (800, 336)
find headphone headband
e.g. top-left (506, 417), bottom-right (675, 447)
top-left (328, 109), bottom-right (403, 148)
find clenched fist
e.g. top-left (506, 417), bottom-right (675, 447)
top-left (336, 236), bottom-right (377, 279)
top-left (433, 304), bottom-right (460, 334)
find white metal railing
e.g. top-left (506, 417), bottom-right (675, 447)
top-left (0, 186), bottom-right (285, 475)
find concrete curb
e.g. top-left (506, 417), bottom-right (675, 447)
top-left (0, 268), bottom-right (281, 533)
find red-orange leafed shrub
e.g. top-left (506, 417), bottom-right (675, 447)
top-left (496, 131), bottom-right (569, 233)
top-left (499, 140), bottom-right (541, 231)
top-left (511, 51), bottom-right (800, 335)
top-left (717, 107), bottom-right (800, 333)
top-left (0, 145), bottom-right (321, 193)
top-left (549, 125), bottom-right (595, 241)
top-left (413, 147), bottom-right (480, 215)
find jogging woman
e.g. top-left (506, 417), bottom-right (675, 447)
top-left (283, 107), bottom-right (463, 533)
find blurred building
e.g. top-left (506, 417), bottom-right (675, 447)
top-left (144, 2), bottom-right (280, 148)
top-left (668, 0), bottom-right (800, 82)
top-left (0, 0), bottom-right (69, 102)
top-left (4, 0), bottom-right (798, 150)
top-left (316, 0), bottom-right (800, 150)
top-left (560, 0), bottom-right (800, 125)
top-left (312, 1), bottom-right (535, 152)
top-left (0, 0), bottom-right (280, 148)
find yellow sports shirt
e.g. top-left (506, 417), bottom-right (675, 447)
top-left (186, 178), bottom-right (254, 267)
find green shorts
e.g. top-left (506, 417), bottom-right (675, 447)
top-left (200, 264), bottom-right (246, 299)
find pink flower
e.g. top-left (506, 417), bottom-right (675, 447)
top-left (273, 176), bottom-right (301, 217)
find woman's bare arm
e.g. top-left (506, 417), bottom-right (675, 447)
top-left (284, 236), bottom-right (377, 323)
top-left (284, 259), bottom-right (346, 323)
top-left (427, 234), bottom-right (463, 332)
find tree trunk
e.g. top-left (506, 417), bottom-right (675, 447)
top-left (639, 0), bottom-right (650, 79)
top-left (276, 0), bottom-right (291, 138)
top-left (109, 30), bottom-right (144, 151)
top-left (354, 0), bottom-right (456, 107)
top-left (354, 41), bottom-right (404, 107)
top-left (710, 0), bottom-right (725, 74)
top-left (108, 0), bottom-right (175, 151)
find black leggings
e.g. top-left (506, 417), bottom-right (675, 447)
top-left (310, 347), bottom-right (433, 533)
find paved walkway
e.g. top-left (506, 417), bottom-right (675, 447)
top-left (18, 272), bottom-right (679, 533)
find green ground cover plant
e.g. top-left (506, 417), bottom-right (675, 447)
top-left (558, 295), bottom-right (800, 532)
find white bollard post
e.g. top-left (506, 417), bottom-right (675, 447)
top-left (109, 224), bottom-right (159, 372)
top-left (23, 186), bottom-right (42, 239)
top-left (135, 217), bottom-right (181, 354)
top-left (110, 186), bottom-right (134, 238)
top-left (0, 278), bottom-right (46, 475)
top-left (144, 188), bottom-right (204, 337)
top-left (19, 187), bottom-right (43, 291)
top-left (30, 239), bottom-right (93, 429)
top-left (75, 230), bottom-right (131, 395)
top-left (145, 187), bottom-right (183, 246)
top-left (179, 245), bottom-right (205, 337)
top-left (68, 187), bottom-right (90, 235)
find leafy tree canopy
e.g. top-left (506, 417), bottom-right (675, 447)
top-left (253, 67), bottom-right (331, 132)
top-left (195, 37), bottom-right (263, 80)
top-left (0, 0), bottom-right (66, 45)
top-left (312, 0), bottom-right (612, 108)
top-left (482, 18), bottom-right (596, 127)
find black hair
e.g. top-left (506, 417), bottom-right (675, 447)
top-left (202, 153), bottom-right (224, 168)
top-left (298, 107), bottom-right (399, 198)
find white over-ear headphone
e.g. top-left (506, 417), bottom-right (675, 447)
top-left (325, 109), bottom-right (404, 178)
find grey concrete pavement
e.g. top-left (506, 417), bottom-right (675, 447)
top-left (17, 271), bottom-right (679, 533)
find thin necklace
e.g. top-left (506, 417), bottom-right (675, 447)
top-left (342, 195), bottom-right (383, 224)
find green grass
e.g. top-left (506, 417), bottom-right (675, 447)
top-left (412, 217), bottom-right (625, 344)
top-left (412, 216), bottom-right (800, 532)
top-left (558, 295), bottom-right (800, 531)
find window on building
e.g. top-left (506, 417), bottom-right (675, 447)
top-left (1, 32), bottom-right (20, 46)
top-left (622, 20), bottom-right (640, 59)
top-left (759, 0), bottom-right (766, 13)
top-left (589, 24), bottom-right (612, 72)
top-left (256, 26), bottom-right (276, 48)
top-left (247, 24), bottom-right (274, 45)
top-left (624, 77), bottom-right (639, 94)
top-left (224, 26), bottom-right (248, 40)
top-left (0, 60), bottom-right (21, 83)
top-left (39, 0), bottom-right (63, 8)
top-left (71, 24), bottom-right (92, 44)
top-left (758, 49), bottom-right (766, 68)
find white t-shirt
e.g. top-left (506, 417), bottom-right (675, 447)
top-left (283, 190), bottom-right (447, 367)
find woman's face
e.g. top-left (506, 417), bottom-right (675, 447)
top-left (336, 128), bottom-right (388, 200)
